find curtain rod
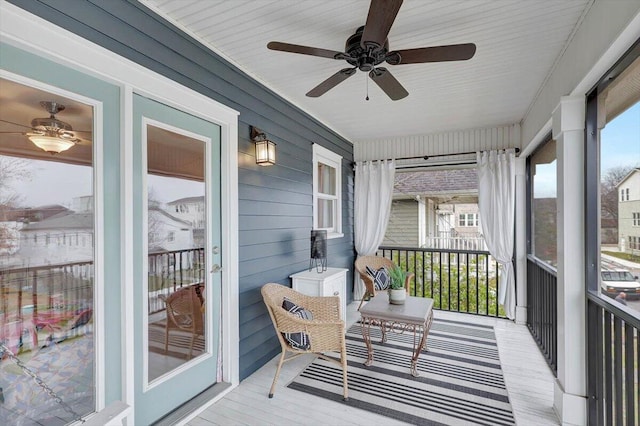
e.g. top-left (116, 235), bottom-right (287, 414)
top-left (395, 161), bottom-right (476, 170)
top-left (352, 147), bottom-right (520, 165)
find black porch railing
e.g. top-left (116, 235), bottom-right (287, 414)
top-left (0, 248), bottom-right (205, 327)
top-left (526, 256), bottom-right (558, 375)
top-left (378, 246), bottom-right (506, 318)
top-left (0, 260), bottom-right (94, 324)
top-left (587, 292), bottom-right (639, 426)
top-left (148, 248), bottom-right (205, 313)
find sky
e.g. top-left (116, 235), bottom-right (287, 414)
top-left (600, 102), bottom-right (640, 173)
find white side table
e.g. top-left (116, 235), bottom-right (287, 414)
top-left (290, 267), bottom-right (348, 322)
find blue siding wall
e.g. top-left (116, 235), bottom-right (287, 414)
top-left (9, 0), bottom-right (355, 380)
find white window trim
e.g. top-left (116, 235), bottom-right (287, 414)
top-left (312, 143), bottom-right (343, 239)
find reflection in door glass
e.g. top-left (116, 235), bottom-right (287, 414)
top-left (0, 78), bottom-right (95, 424)
top-left (146, 124), bottom-right (207, 382)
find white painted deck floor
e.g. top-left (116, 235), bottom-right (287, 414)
top-left (187, 303), bottom-right (559, 426)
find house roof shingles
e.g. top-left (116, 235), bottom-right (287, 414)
top-left (394, 169), bottom-right (478, 197)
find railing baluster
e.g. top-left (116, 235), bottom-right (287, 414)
top-left (476, 253), bottom-right (480, 314)
top-left (484, 256), bottom-right (489, 315)
top-left (624, 323), bottom-right (635, 426)
top-left (613, 317), bottom-right (623, 424)
top-left (421, 251), bottom-right (425, 298)
top-left (604, 311), bottom-right (613, 426)
top-left (438, 252), bottom-right (442, 310)
top-left (447, 252), bottom-right (451, 311)
top-left (495, 259), bottom-right (499, 316)
top-left (429, 251), bottom-right (433, 299)
top-left (466, 252), bottom-right (469, 314)
top-left (456, 253), bottom-right (460, 312)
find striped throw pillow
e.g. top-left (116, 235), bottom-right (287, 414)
top-left (281, 297), bottom-right (313, 350)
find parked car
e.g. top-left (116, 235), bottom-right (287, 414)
top-left (600, 270), bottom-right (640, 300)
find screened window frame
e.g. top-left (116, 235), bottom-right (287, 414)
top-left (526, 134), bottom-right (558, 269)
top-left (312, 143), bottom-right (343, 238)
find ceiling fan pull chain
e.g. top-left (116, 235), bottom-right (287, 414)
top-left (366, 72), bottom-right (370, 101)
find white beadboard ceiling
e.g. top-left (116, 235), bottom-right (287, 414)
top-left (143, 0), bottom-right (593, 142)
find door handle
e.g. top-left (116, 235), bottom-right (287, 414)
top-left (211, 264), bottom-right (222, 273)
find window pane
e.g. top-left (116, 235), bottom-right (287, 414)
top-left (317, 198), bottom-right (334, 229)
top-left (599, 100), bottom-right (640, 300)
top-left (317, 162), bottom-right (336, 196)
top-left (531, 138), bottom-right (557, 266)
top-left (146, 124), bottom-right (206, 382)
top-left (597, 53), bottom-right (640, 307)
top-left (0, 79), bottom-right (95, 423)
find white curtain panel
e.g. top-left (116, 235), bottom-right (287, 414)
top-left (477, 149), bottom-right (516, 319)
top-left (353, 159), bottom-right (396, 300)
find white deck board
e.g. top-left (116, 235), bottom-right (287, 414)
top-left (188, 303), bottom-right (559, 426)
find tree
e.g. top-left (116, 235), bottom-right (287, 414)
top-left (0, 156), bottom-right (32, 217)
top-left (0, 156), bottom-right (31, 254)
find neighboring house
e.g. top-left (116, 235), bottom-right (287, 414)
top-left (19, 211), bottom-right (94, 266)
top-left (0, 204), bottom-right (71, 266)
top-left (383, 169), bottom-right (486, 250)
top-left (617, 168), bottom-right (640, 254)
top-left (167, 196), bottom-right (206, 247)
top-left (148, 206), bottom-right (195, 253)
top-left (167, 196), bottom-right (205, 229)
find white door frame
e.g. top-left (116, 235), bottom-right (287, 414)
top-left (0, 2), bottom-right (240, 422)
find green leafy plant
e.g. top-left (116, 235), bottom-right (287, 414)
top-left (388, 266), bottom-right (407, 290)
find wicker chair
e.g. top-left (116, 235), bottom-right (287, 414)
top-left (354, 255), bottom-right (414, 309)
top-left (261, 283), bottom-right (348, 400)
top-left (160, 285), bottom-right (204, 360)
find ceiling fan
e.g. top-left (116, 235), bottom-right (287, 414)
top-left (267, 0), bottom-right (476, 101)
top-left (0, 101), bottom-right (91, 154)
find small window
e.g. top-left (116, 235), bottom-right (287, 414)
top-left (313, 143), bottom-right (343, 238)
top-left (458, 213), bottom-right (478, 227)
top-left (167, 231), bottom-right (175, 242)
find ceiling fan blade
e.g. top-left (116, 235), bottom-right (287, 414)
top-left (361, 0), bottom-right (403, 49)
top-left (387, 43), bottom-right (476, 65)
top-left (267, 41), bottom-right (345, 60)
top-left (306, 68), bottom-right (357, 97)
top-left (369, 67), bottom-right (408, 101)
top-left (0, 118), bottom-right (34, 130)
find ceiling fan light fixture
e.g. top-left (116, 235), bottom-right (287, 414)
top-left (28, 134), bottom-right (76, 154)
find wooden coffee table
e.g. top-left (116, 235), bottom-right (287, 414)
top-left (359, 294), bottom-right (434, 377)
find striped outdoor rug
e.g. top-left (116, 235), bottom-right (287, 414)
top-left (288, 319), bottom-right (515, 426)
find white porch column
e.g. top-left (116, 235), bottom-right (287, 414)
top-left (553, 96), bottom-right (587, 425)
top-left (514, 157), bottom-right (527, 324)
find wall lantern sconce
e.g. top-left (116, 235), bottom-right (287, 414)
top-left (251, 126), bottom-right (276, 166)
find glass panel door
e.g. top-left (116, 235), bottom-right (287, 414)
top-left (133, 94), bottom-right (221, 425)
